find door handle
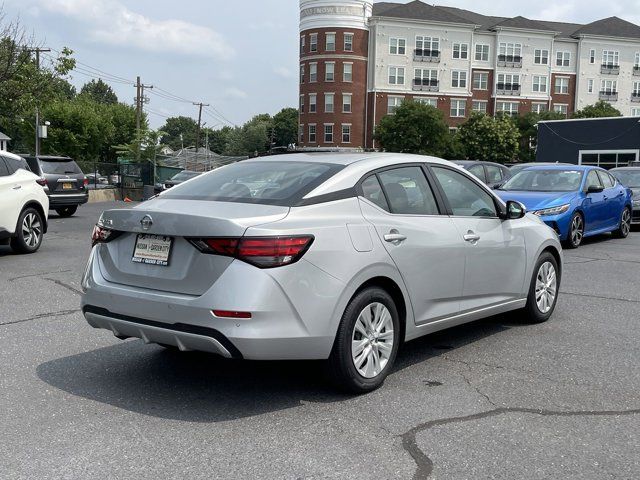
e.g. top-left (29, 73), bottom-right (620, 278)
top-left (384, 230), bottom-right (407, 244)
top-left (12, 185), bottom-right (22, 190)
top-left (463, 231), bottom-right (481, 243)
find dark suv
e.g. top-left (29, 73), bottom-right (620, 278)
top-left (23, 156), bottom-right (88, 217)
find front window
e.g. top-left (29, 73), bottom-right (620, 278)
top-left (416, 36), bottom-right (439, 55)
top-left (534, 49), bottom-right (549, 65)
top-left (432, 167), bottom-right (497, 217)
top-left (324, 124), bottom-right (333, 143)
top-left (389, 66), bottom-right (405, 85)
top-left (309, 63), bottom-right (317, 83)
top-left (473, 72), bottom-right (488, 90)
top-left (601, 79), bottom-right (618, 93)
top-left (555, 77), bottom-right (569, 94)
top-left (309, 93), bottom-right (317, 113)
top-left (556, 51), bottom-right (570, 67)
top-left (452, 43), bottom-right (468, 59)
top-left (308, 124), bottom-right (316, 143)
top-left (162, 161), bottom-right (343, 205)
top-left (342, 124), bottom-right (351, 143)
top-left (475, 44), bottom-right (489, 61)
top-left (501, 169), bottom-right (584, 192)
top-left (344, 33), bottom-right (353, 52)
top-left (497, 73), bottom-right (520, 92)
top-left (326, 33), bottom-right (336, 52)
top-left (325, 62), bottom-right (335, 82)
top-left (414, 68), bottom-right (438, 87)
top-left (343, 63), bottom-right (353, 82)
top-left (499, 43), bottom-right (522, 60)
top-left (590, 49), bottom-right (596, 64)
top-left (602, 50), bottom-right (619, 66)
top-left (325, 93), bottom-right (334, 113)
top-left (450, 99), bottom-right (466, 118)
top-left (390, 37), bottom-right (406, 55)
top-left (342, 93), bottom-right (352, 113)
top-left (310, 33), bottom-right (317, 53)
top-left (533, 75), bottom-right (548, 93)
top-left (451, 71), bottom-right (467, 88)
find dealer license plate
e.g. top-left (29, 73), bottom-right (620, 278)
top-left (62, 183), bottom-right (73, 189)
top-left (132, 234), bottom-right (173, 266)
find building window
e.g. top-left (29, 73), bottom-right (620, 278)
top-left (475, 44), bottom-right (489, 61)
top-left (633, 81), bottom-right (640, 95)
top-left (300, 64), bottom-right (305, 83)
top-left (325, 62), bottom-right (335, 82)
top-left (632, 108), bottom-right (640, 117)
top-left (555, 77), bottom-right (569, 94)
top-left (343, 63), bottom-right (353, 82)
top-left (587, 79), bottom-right (594, 94)
top-left (602, 50), bottom-right (619, 66)
top-left (450, 99), bottom-right (466, 118)
top-left (344, 33), bottom-right (353, 52)
top-left (532, 102), bottom-right (548, 114)
top-left (309, 63), bottom-right (317, 83)
top-left (556, 51), bottom-right (570, 67)
top-left (389, 37), bottom-right (406, 55)
top-left (415, 97), bottom-right (437, 107)
top-left (414, 68), bottom-right (438, 89)
top-left (451, 71), bottom-right (467, 88)
top-left (553, 104), bottom-right (568, 117)
top-left (342, 93), bottom-right (352, 113)
top-left (389, 66), bottom-right (405, 85)
top-left (299, 124), bottom-right (304, 143)
top-left (452, 43), bottom-right (468, 59)
top-left (324, 124), bottom-right (333, 143)
top-left (534, 49), bottom-right (549, 65)
top-left (472, 72), bottom-right (488, 90)
top-left (499, 42), bottom-right (522, 61)
top-left (324, 93), bottom-right (334, 113)
top-left (472, 100), bottom-right (487, 113)
top-left (310, 33), bottom-right (317, 53)
top-left (416, 36), bottom-right (439, 56)
top-left (299, 95), bottom-right (304, 113)
top-left (388, 96), bottom-right (404, 114)
top-left (497, 101), bottom-right (519, 117)
top-left (308, 124), bottom-right (316, 143)
top-left (300, 36), bottom-right (305, 54)
top-left (326, 33), bottom-right (336, 52)
top-left (601, 79), bottom-right (618, 94)
top-left (532, 75), bottom-right (548, 93)
top-left (635, 52), bottom-right (640, 68)
top-left (309, 93), bottom-right (317, 113)
top-left (497, 73), bottom-right (521, 93)
top-left (342, 124), bottom-right (351, 143)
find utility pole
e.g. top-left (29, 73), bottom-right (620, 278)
top-left (134, 76), bottom-right (153, 161)
top-left (193, 102), bottom-right (209, 153)
top-left (26, 47), bottom-right (51, 156)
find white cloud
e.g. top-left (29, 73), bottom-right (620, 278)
top-left (39, 0), bottom-right (234, 60)
top-left (273, 66), bottom-right (292, 79)
top-left (225, 87), bottom-right (248, 99)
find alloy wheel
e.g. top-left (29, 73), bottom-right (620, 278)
top-left (535, 261), bottom-right (557, 314)
top-left (570, 215), bottom-right (583, 246)
top-left (22, 212), bottom-right (42, 248)
top-left (351, 302), bottom-right (394, 379)
top-left (621, 209), bottom-right (631, 237)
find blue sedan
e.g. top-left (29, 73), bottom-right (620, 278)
top-left (496, 165), bottom-right (633, 248)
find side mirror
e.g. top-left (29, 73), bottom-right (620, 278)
top-left (587, 185), bottom-right (604, 194)
top-left (492, 183), bottom-right (503, 190)
top-left (505, 200), bottom-right (527, 220)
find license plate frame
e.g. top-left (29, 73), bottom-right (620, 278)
top-left (132, 234), bottom-right (173, 266)
top-left (62, 182), bottom-right (73, 190)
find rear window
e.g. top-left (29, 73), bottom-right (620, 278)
top-left (161, 161), bottom-right (344, 205)
top-left (40, 159), bottom-right (83, 175)
top-left (170, 171), bottom-right (200, 182)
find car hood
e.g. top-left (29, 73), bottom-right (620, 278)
top-left (496, 190), bottom-right (577, 211)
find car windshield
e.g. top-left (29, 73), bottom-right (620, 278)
top-left (171, 171), bottom-right (200, 182)
top-left (162, 161), bottom-right (344, 205)
top-left (612, 170), bottom-right (640, 188)
top-left (40, 159), bottom-right (82, 175)
top-left (500, 169), bottom-right (583, 192)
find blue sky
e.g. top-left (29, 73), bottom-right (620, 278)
top-left (5, 0), bottom-right (640, 129)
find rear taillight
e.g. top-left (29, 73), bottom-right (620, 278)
top-left (91, 225), bottom-right (121, 247)
top-left (189, 235), bottom-right (314, 268)
top-left (36, 177), bottom-right (47, 187)
top-left (83, 178), bottom-right (89, 187)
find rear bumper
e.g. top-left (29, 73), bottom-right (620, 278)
top-left (80, 247), bottom-right (345, 360)
top-left (632, 207), bottom-right (640, 225)
top-left (48, 192), bottom-right (89, 207)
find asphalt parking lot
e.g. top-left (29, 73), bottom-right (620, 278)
top-left (1, 202), bottom-right (639, 479)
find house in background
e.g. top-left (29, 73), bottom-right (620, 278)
top-left (0, 132), bottom-right (10, 152)
top-left (536, 116), bottom-right (640, 167)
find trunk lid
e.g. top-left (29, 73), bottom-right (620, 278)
top-left (97, 198), bottom-right (289, 295)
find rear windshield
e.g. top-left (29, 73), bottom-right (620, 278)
top-left (161, 161), bottom-right (344, 205)
top-left (612, 170), bottom-right (640, 188)
top-left (500, 169), bottom-right (583, 192)
top-left (40, 159), bottom-right (83, 175)
top-left (170, 171), bottom-right (200, 182)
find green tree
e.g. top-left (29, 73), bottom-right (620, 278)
top-left (159, 116), bottom-right (198, 150)
top-left (272, 107), bottom-right (298, 147)
top-left (80, 78), bottom-right (118, 104)
top-left (205, 126), bottom-right (232, 154)
top-left (224, 114), bottom-right (272, 156)
top-left (116, 128), bottom-right (165, 163)
top-left (516, 111), bottom-right (566, 161)
top-left (457, 113), bottom-right (520, 162)
top-left (572, 100), bottom-right (622, 119)
top-left (374, 100), bottom-right (450, 156)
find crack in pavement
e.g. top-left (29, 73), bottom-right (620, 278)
top-left (0, 309), bottom-right (81, 326)
top-left (561, 291), bottom-right (640, 304)
top-left (7, 269), bottom-right (72, 282)
top-left (400, 407), bottom-right (640, 480)
top-left (43, 277), bottom-right (82, 296)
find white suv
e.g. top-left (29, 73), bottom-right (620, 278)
top-left (0, 152), bottom-right (49, 253)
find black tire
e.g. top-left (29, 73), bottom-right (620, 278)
top-left (613, 207), bottom-right (632, 239)
top-left (55, 206), bottom-right (77, 217)
top-left (518, 251), bottom-right (560, 324)
top-left (563, 212), bottom-right (584, 249)
top-left (327, 287), bottom-right (400, 393)
top-left (10, 207), bottom-right (44, 254)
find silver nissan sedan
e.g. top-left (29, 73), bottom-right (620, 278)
top-left (81, 153), bottom-right (562, 393)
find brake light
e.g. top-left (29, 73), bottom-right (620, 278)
top-left (190, 235), bottom-right (314, 268)
top-left (36, 177), bottom-right (47, 187)
top-left (212, 310), bottom-right (252, 319)
top-left (91, 225), bottom-right (121, 246)
top-left (83, 178), bottom-right (89, 186)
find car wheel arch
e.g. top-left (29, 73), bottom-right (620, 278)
top-left (541, 246), bottom-right (562, 279)
top-left (18, 201), bottom-right (48, 234)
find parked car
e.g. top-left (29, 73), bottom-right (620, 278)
top-left (611, 167), bottom-right (640, 225)
top-left (452, 160), bottom-right (511, 189)
top-left (0, 151), bottom-right (49, 253)
top-left (163, 170), bottom-right (201, 190)
top-left (22, 155), bottom-right (88, 217)
top-left (496, 165), bottom-right (633, 248)
top-left (86, 173), bottom-right (109, 185)
top-left (509, 162), bottom-right (572, 177)
top-left (82, 153), bottom-right (563, 393)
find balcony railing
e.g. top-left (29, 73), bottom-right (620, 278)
top-left (412, 78), bottom-right (439, 92)
top-left (496, 83), bottom-right (521, 96)
top-left (599, 90), bottom-right (619, 101)
top-left (633, 66), bottom-right (640, 76)
top-left (413, 49), bottom-right (440, 62)
top-left (631, 93), bottom-right (640, 103)
top-left (497, 55), bottom-right (522, 68)
top-left (601, 64), bottom-right (620, 75)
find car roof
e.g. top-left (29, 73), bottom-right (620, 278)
top-left (244, 152), bottom-right (452, 167)
top-left (518, 165), bottom-right (596, 171)
top-left (22, 155), bottom-right (74, 161)
top-left (452, 160), bottom-right (505, 167)
top-left (610, 167), bottom-right (640, 171)
top-left (0, 151), bottom-right (27, 161)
